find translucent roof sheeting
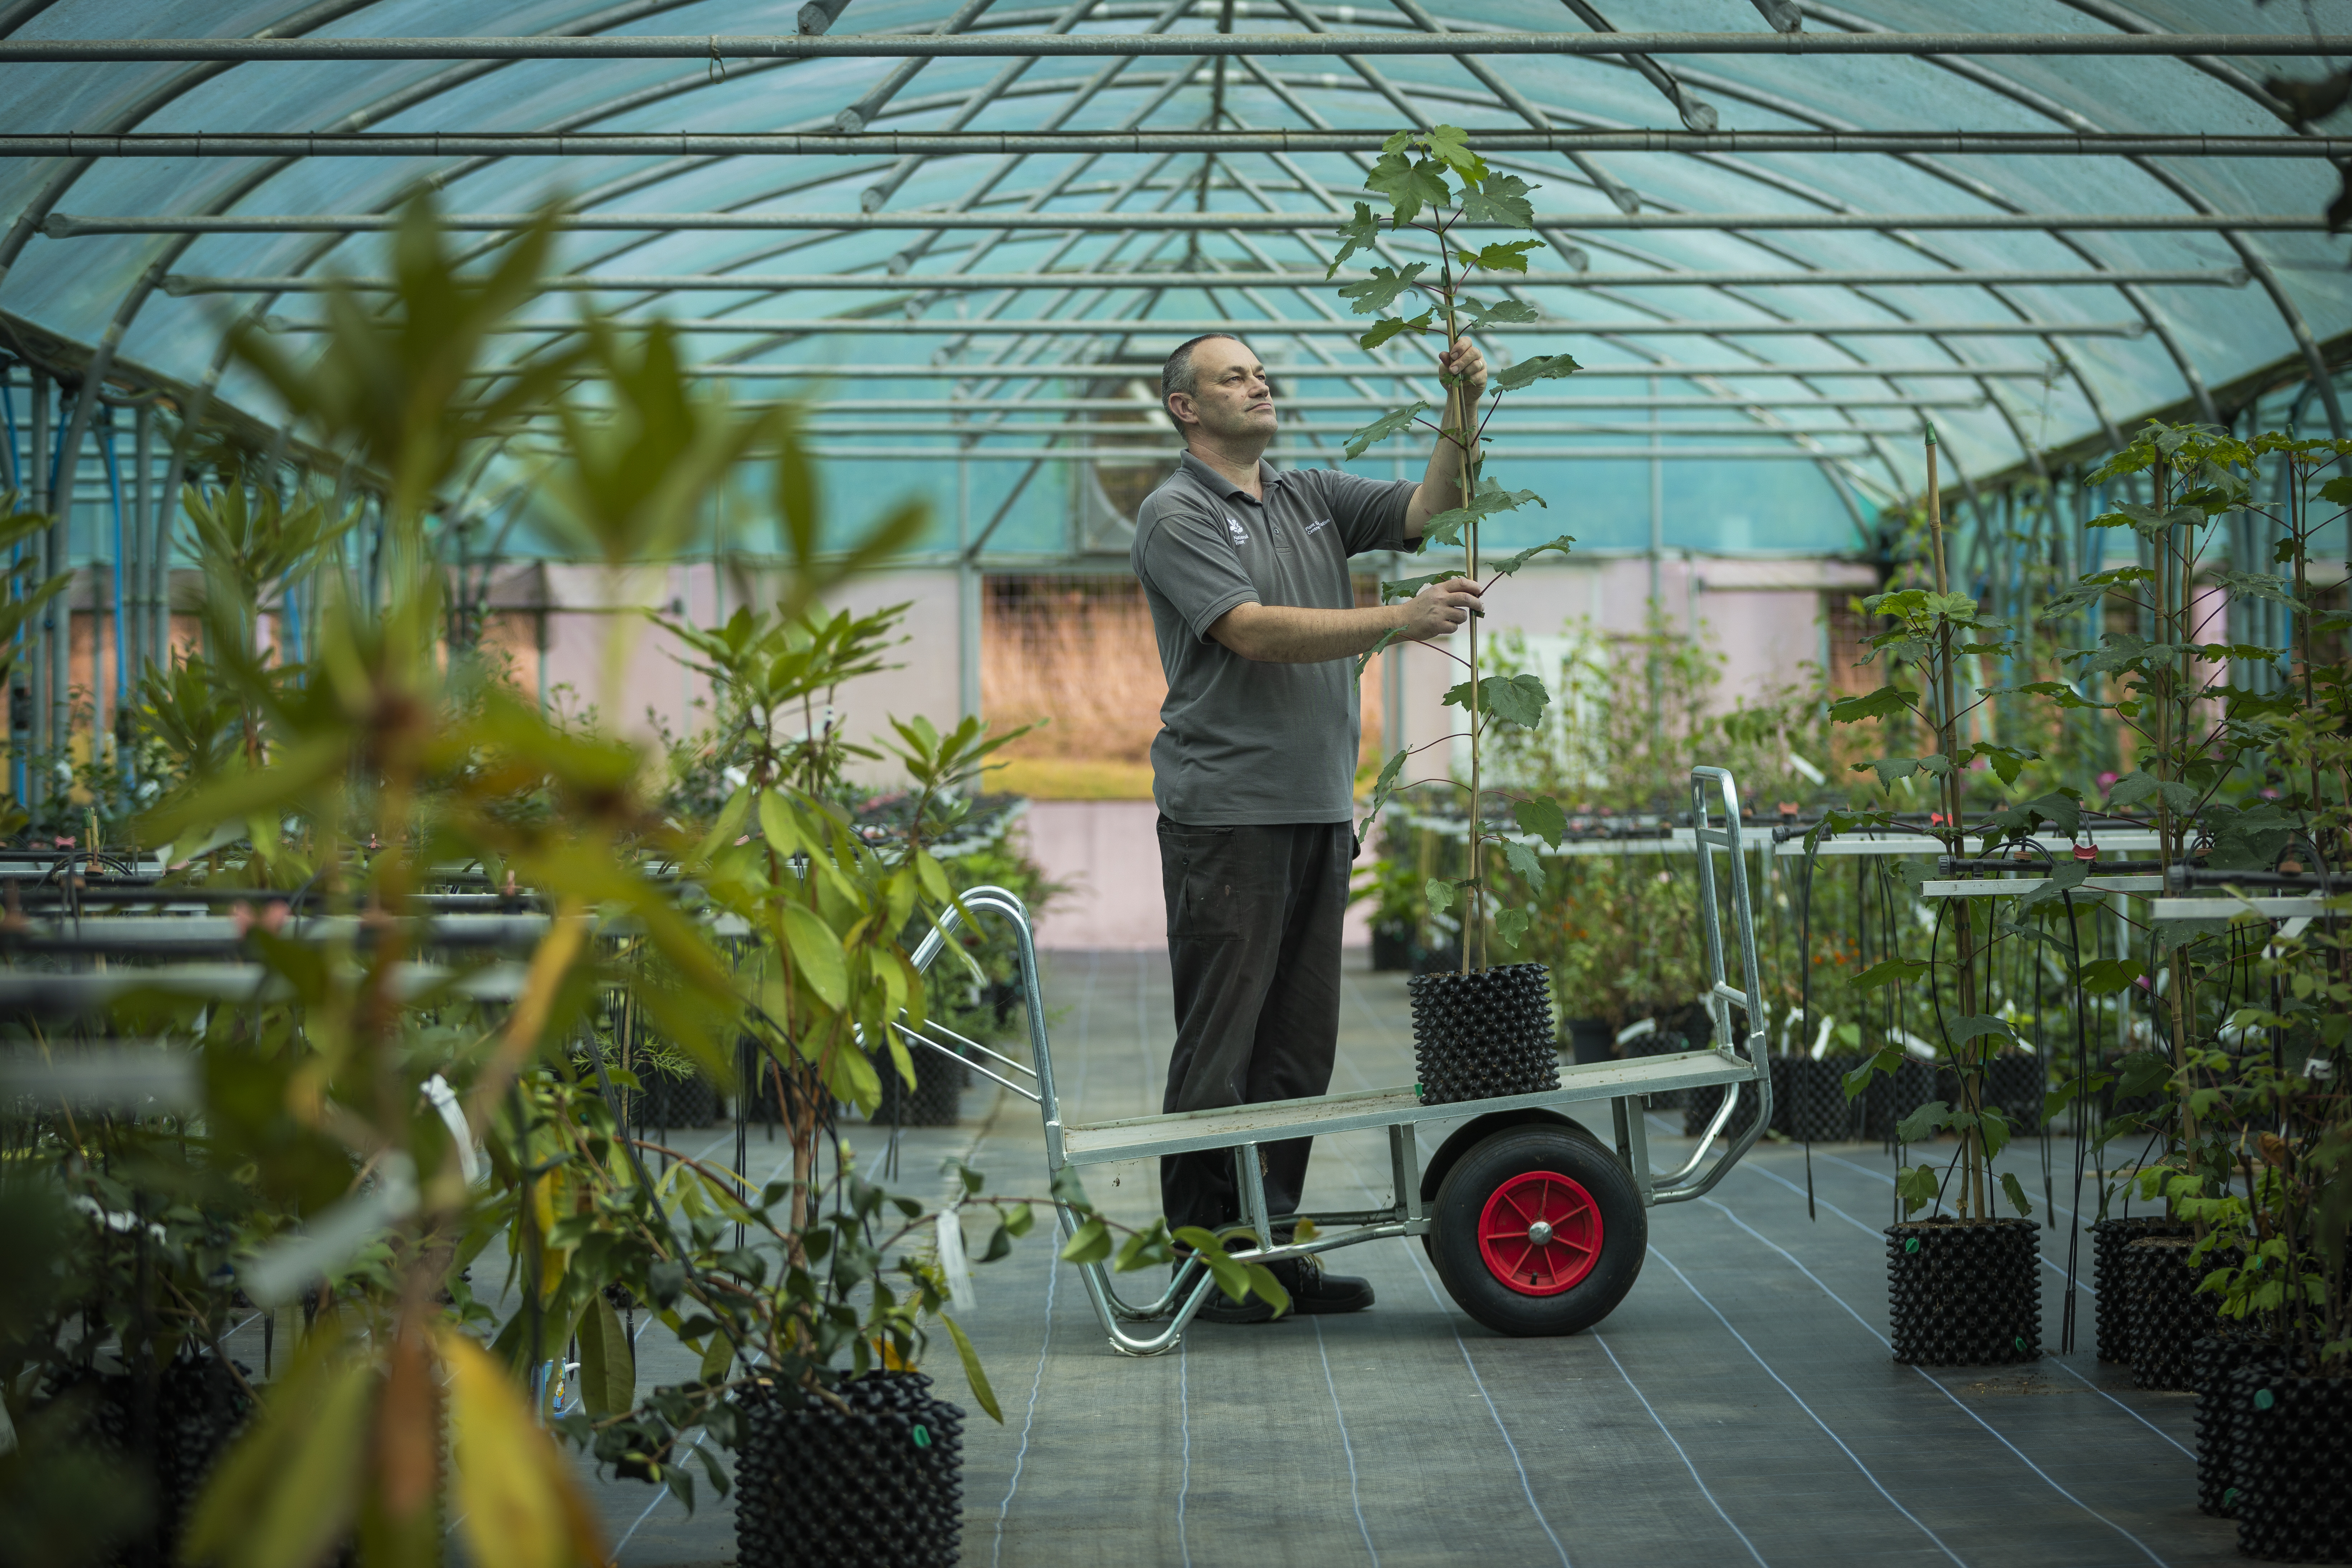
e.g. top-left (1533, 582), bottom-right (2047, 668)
top-left (4, 0), bottom-right (2350, 563)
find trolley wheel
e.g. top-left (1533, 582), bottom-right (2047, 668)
top-left (1429, 1123), bottom-right (1646, 1336)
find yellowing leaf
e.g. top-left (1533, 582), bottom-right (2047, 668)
top-left (778, 901), bottom-right (850, 1009)
top-left (181, 1331), bottom-right (372, 1568)
top-left (440, 1327), bottom-right (605, 1568)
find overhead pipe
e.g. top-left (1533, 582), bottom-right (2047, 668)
top-left (292, 314), bottom-right (2157, 336)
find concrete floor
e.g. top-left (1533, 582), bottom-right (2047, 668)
top-left (452, 948), bottom-right (2232, 1567)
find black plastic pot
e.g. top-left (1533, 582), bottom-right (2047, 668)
top-left (1619, 1026), bottom-right (1686, 1110)
top-left (1407, 964), bottom-right (1561, 1106)
top-left (2089, 1214), bottom-right (2190, 1364)
top-left (42, 1354), bottom-right (255, 1564)
top-left (1781, 1055), bottom-right (1868, 1143)
top-left (1683, 1074), bottom-right (1764, 1139)
top-left (2194, 1334), bottom-right (2291, 1519)
top-left (736, 1370), bottom-right (966, 1568)
top-left (2125, 1236), bottom-right (2232, 1392)
top-left (639, 1066), bottom-right (720, 1130)
top-left (1987, 1053), bottom-right (2047, 1131)
top-left (2230, 1368), bottom-right (2352, 1562)
top-left (1409, 939), bottom-right (1464, 976)
top-left (1885, 1217), bottom-right (2040, 1366)
top-left (1369, 924), bottom-right (1414, 972)
top-left (1565, 1017), bottom-right (1614, 1065)
top-left (871, 1042), bottom-right (969, 1128)
top-left (1864, 1057), bottom-right (1937, 1142)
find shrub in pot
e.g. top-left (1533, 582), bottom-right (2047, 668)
top-left (1885, 1218), bottom-right (2041, 1365)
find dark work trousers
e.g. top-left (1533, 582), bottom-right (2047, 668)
top-left (1156, 815), bottom-right (1352, 1236)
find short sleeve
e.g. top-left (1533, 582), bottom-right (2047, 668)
top-left (1304, 467), bottom-right (1418, 554)
top-left (1136, 495), bottom-right (1259, 643)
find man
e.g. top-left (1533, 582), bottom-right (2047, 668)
top-left (1132, 332), bottom-right (1487, 1322)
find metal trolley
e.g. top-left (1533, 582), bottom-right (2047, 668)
top-left (905, 768), bottom-right (1772, 1355)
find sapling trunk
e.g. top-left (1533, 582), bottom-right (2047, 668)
top-left (1925, 432), bottom-right (1984, 1219)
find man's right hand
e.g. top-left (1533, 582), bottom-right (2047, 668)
top-left (1399, 576), bottom-right (1483, 642)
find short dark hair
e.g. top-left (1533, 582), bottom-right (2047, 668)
top-left (1160, 333), bottom-right (1243, 430)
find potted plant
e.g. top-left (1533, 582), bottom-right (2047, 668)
top-left (1331, 125), bottom-right (1585, 1103)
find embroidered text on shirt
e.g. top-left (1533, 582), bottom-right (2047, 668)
top-left (1225, 516), bottom-right (1249, 545)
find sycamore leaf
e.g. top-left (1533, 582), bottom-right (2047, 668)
top-left (1418, 480), bottom-right (1543, 549)
top-left (1462, 297), bottom-right (1541, 331)
top-left (1827, 685), bottom-right (1915, 724)
top-left (1461, 240), bottom-right (1542, 273)
top-left (1328, 202), bottom-right (1384, 276)
top-left (1947, 1014), bottom-right (2017, 1047)
top-left (1459, 171), bottom-right (1537, 227)
top-left (1849, 957), bottom-right (1929, 991)
top-left (2077, 958), bottom-right (2142, 995)
top-left (1345, 400), bottom-right (1431, 460)
top-left (2106, 770), bottom-right (2199, 817)
top-left (2014, 859), bottom-right (2090, 914)
top-left (1337, 263), bottom-right (1428, 316)
top-left (2000, 1171), bottom-right (2035, 1218)
top-left (1366, 151), bottom-right (1451, 226)
top-left (1358, 744), bottom-right (1409, 833)
top-left (1500, 838), bottom-right (1546, 891)
top-left (1354, 623), bottom-right (1407, 678)
top-left (1487, 532), bottom-right (1575, 579)
top-left (1418, 123), bottom-right (1486, 182)
top-left (1897, 1101), bottom-right (1955, 1143)
top-left (1380, 569), bottom-right (1454, 603)
top-left (1512, 795), bottom-right (1567, 848)
top-left (1444, 672), bottom-right (1549, 729)
top-left (1425, 877), bottom-right (1456, 915)
top-left (1359, 312), bottom-right (1435, 351)
top-left (2214, 569), bottom-right (2300, 608)
top-left (1896, 1162), bottom-right (1941, 1217)
top-left (1493, 905), bottom-right (1532, 950)
top-left (1493, 353), bottom-right (1581, 392)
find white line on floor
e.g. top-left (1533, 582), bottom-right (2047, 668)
top-left (1690, 1198), bottom-right (2172, 1566)
top-left (1312, 1314), bottom-right (1380, 1566)
top-left (1590, 1331), bottom-right (1770, 1568)
top-left (1176, 1332), bottom-right (1194, 1568)
top-left (1741, 1159), bottom-right (2097, 1295)
top-left (1650, 1246), bottom-right (1969, 1567)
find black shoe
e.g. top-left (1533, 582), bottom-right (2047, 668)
top-left (1273, 1253), bottom-right (1374, 1316)
top-left (1175, 1255), bottom-right (1284, 1325)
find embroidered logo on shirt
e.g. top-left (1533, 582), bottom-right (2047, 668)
top-left (1225, 516), bottom-right (1249, 545)
top-left (1304, 517), bottom-right (1332, 535)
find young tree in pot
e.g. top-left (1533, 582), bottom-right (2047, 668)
top-left (1334, 126), bottom-right (1579, 1102)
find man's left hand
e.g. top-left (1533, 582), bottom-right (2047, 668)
top-left (1439, 337), bottom-right (1487, 403)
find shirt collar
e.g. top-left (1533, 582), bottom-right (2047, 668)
top-left (1179, 449), bottom-right (1289, 501)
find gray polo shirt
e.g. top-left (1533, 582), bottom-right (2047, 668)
top-left (1132, 451), bottom-right (1418, 825)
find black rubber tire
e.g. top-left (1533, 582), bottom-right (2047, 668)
top-left (1428, 1123), bottom-right (1647, 1336)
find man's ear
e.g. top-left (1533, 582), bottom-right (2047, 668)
top-left (1165, 394), bottom-right (1194, 429)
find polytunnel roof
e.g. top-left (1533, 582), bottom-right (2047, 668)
top-left (3, 0), bottom-right (2350, 562)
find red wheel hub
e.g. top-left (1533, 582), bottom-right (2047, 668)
top-left (1477, 1170), bottom-right (1603, 1297)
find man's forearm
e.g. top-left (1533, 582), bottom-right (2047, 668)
top-left (1405, 389), bottom-right (1482, 537)
top-left (1208, 600), bottom-right (1406, 664)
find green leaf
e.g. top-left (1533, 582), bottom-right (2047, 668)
top-left (1896, 1162), bottom-right (1941, 1218)
top-left (1462, 239), bottom-right (1542, 273)
top-left (1492, 906), bottom-right (1532, 950)
top-left (1241, 1262), bottom-right (1293, 1318)
top-left (181, 1337), bottom-right (372, 1568)
top-left (755, 789), bottom-right (800, 856)
top-left (1344, 400), bottom-right (1431, 460)
top-left (1358, 745), bottom-right (1410, 834)
top-left (2000, 1171), bottom-right (2034, 1218)
top-left (2014, 858), bottom-right (2090, 914)
top-left (777, 902), bottom-right (849, 1010)
top-left (1459, 171), bottom-right (1536, 227)
top-left (1485, 532), bottom-right (1575, 579)
top-left (1844, 1047), bottom-right (1903, 1101)
top-left (1499, 838), bottom-right (1546, 891)
top-left (1443, 672), bottom-right (1549, 729)
top-left (1849, 957), bottom-right (1928, 991)
top-left (1896, 1100), bottom-right (1954, 1143)
top-left (1336, 263), bottom-right (1427, 316)
top-left (2077, 958), bottom-right (2143, 995)
top-left (1461, 297), bottom-right (1541, 331)
top-left (1327, 202), bottom-right (1384, 276)
top-left (938, 1314), bottom-right (1003, 1423)
top-left (1418, 123), bottom-right (1486, 182)
top-left (2106, 771), bottom-right (2199, 817)
top-left (576, 1292), bottom-right (635, 1418)
top-left (1366, 150), bottom-right (1451, 225)
top-left (1947, 1014), bottom-right (2017, 1048)
top-left (1425, 877), bottom-right (1456, 915)
top-left (1828, 685), bottom-right (1915, 724)
top-left (1058, 1217), bottom-right (1111, 1265)
top-left (1359, 312), bottom-right (1435, 351)
top-left (1492, 353), bottom-right (1581, 393)
top-left (1417, 480), bottom-right (1544, 550)
top-left (2214, 569), bottom-right (2300, 608)
top-left (1511, 796), bottom-right (1567, 848)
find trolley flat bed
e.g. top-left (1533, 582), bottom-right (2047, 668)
top-left (905, 767), bottom-right (1774, 1355)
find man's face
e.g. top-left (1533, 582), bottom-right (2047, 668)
top-left (1172, 339), bottom-right (1276, 441)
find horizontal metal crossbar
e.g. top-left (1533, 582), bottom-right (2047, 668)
top-left (1055, 1050), bottom-right (1754, 1165)
top-left (46, 211), bottom-right (2332, 236)
top-left (164, 268), bottom-right (2250, 294)
top-left (2149, 895), bottom-right (2338, 921)
top-left (12, 131), bottom-right (2348, 159)
top-left (451, 361), bottom-right (2091, 380)
top-left (510, 442), bottom-right (1886, 461)
top-left (3, 32), bottom-right (2342, 62)
top-left (1920, 875), bottom-right (2167, 897)
top-left (277, 315), bottom-right (2149, 338)
top-left (1771, 830), bottom-right (2164, 856)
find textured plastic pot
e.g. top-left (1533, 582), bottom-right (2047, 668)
top-left (2194, 1334), bottom-right (2291, 1519)
top-left (871, 1043), bottom-right (970, 1128)
top-left (1885, 1217), bottom-right (2040, 1366)
top-left (42, 1355), bottom-right (255, 1563)
top-left (1407, 964), bottom-right (1561, 1106)
top-left (736, 1370), bottom-right (966, 1568)
top-left (640, 1067), bottom-right (720, 1129)
top-left (1620, 1026), bottom-right (1686, 1110)
top-left (1369, 924), bottom-right (1414, 972)
top-left (1565, 1017), bottom-right (1614, 1065)
top-left (1781, 1055), bottom-right (1868, 1142)
top-left (2125, 1236), bottom-right (2231, 1392)
top-left (1683, 1072), bottom-right (1764, 1138)
top-left (2089, 1215), bottom-right (2190, 1364)
top-left (2230, 1368), bottom-right (2352, 1562)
